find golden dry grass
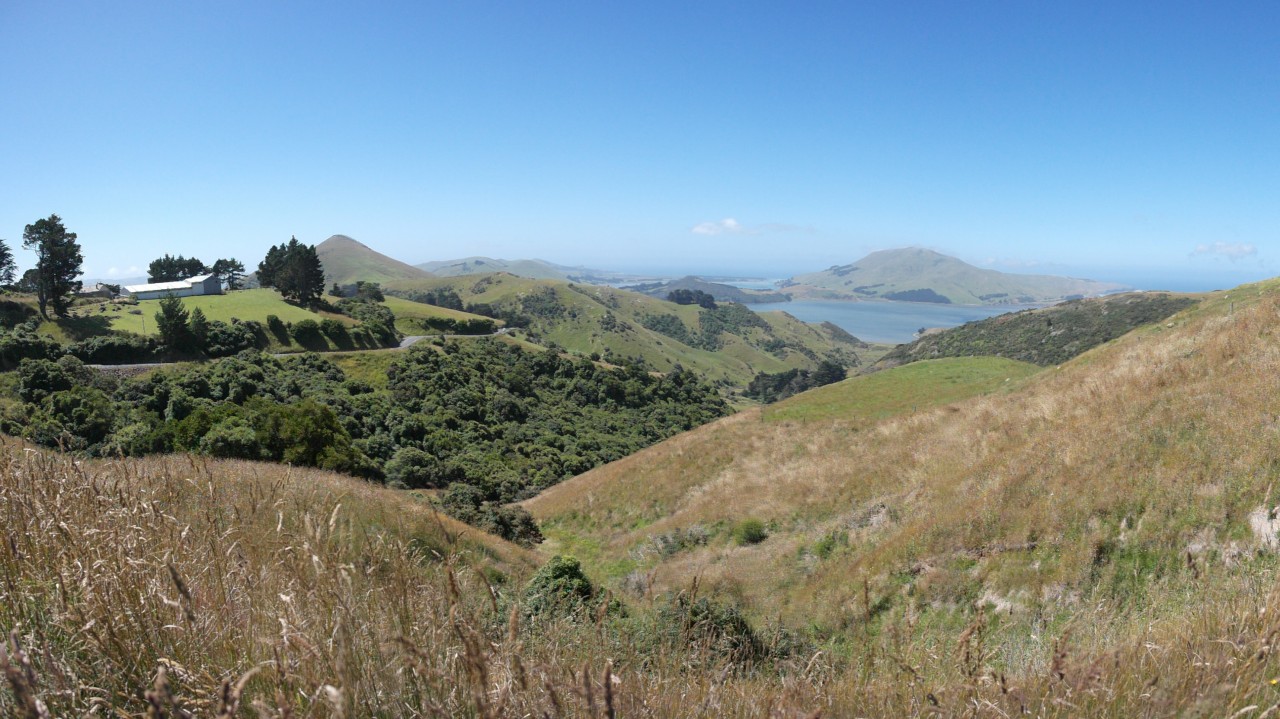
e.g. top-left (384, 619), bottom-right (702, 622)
top-left (522, 284), bottom-right (1280, 714)
top-left (13, 283), bottom-right (1280, 716)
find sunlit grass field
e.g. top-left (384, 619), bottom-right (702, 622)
top-left (764, 356), bottom-right (1042, 423)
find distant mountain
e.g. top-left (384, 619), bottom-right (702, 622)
top-left (316, 235), bottom-right (433, 286)
top-left (623, 276), bottom-right (789, 305)
top-left (416, 257), bottom-right (644, 284)
top-left (785, 247), bottom-right (1128, 305)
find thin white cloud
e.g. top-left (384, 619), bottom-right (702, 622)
top-left (692, 218), bottom-right (746, 236)
top-left (691, 218), bottom-right (814, 236)
top-left (1191, 242), bottom-right (1257, 261)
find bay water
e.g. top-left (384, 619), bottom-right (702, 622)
top-left (750, 299), bottom-right (1034, 344)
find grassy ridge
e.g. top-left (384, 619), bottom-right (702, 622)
top-left (881, 291), bottom-right (1198, 367)
top-left (387, 273), bottom-right (880, 390)
top-left (764, 356), bottom-right (1041, 423)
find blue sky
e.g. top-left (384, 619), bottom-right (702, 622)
top-left (1, 1), bottom-right (1276, 290)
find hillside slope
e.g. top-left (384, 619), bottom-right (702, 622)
top-left (880, 291), bottom-right (1198, 367)
top-left (786, 247), bottom-right (1127, 304)
top-left (316, 234), bottom-right (434, 285)
top-left (387, 273), bottom-right (877, 390)
top-left (526, 282), bottom-right (1280, 708)
top-left (0, 443), bottom-right (542, 715)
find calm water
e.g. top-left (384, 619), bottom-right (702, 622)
top-left (751, 299), bottom-right (1034, 344)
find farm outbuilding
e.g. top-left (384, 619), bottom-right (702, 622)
top-left (123, 274), bottom-right (223, 301)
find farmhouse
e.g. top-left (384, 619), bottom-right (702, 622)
top-left (123, 274), bottom-right (223, 301)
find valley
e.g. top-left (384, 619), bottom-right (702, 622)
top-left (0, 233), bottom-right (1273, 717)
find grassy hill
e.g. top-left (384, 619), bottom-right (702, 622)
top-left (386, 273), bottom-right (881, 391)
top-left (316, 234), bottom-right (434, 286)
top-left (416, 256), bottom-right (647, 284)
top-left (879, 291), bottom-right (1199, 367)
top-left (786, 247), bottom-right (1128, 304)
top-left (623, 275), bottom-right (790, 304)
top-left (35, 289), bottom-right (493, 356)
top-left (419, 256), bottom-right (579, 281)
top-left (521, 282), bottom-right (1280, 711)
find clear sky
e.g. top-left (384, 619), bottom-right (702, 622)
top-left (2, 1), bottom-right (1276, 290)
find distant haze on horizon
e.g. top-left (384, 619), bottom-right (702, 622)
top-left (2, 3), bottom-right (1275, 290)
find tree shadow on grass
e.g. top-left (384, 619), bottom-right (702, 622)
top-left (53, 315), bottom-right (114, 341)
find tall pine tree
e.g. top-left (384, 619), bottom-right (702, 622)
top-left (22, 214), bottom-right (83, 318)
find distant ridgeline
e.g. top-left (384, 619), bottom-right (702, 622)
top-left (625, 276), bottom-right (790, 305)
top-left (880, 292), bottom-right (1198, 367)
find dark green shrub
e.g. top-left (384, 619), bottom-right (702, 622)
top-left (385, 446), bottom-right (442, 489)
top-left (0, 329), bottom-right (63, 370)
top-left (290, 319), bottom-right (324, 348)
top-left (655, 593), bottom-right (765, 663)
top-left (265, 314), bottom-right (290, 344)
top-left (69, 334), bottom-right (160, 364)
top-left (199, 416), bottom-right (262, 459)
top-left (17, 358), bottom-right (74, 403)
top-left (732, 518), bottom-right (768, 546)
top-left (521, 555), bottom-right (598, 618)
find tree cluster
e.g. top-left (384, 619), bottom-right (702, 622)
top-left (0, 339), bottom-right (729, 539)
top-left (147, 255), bottom-right (245, 289)
top-left (667, 288), bottom-right (718, 309)
top-left (147, 255), bottom-right (207, 282)
top-left (258, 237), bottom-right (325, 306)
top-left (746, 360), bottom-right (847, 404)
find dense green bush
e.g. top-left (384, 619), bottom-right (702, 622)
top-left (68, 334), bottom-right (160, 364)
top-left (0, 327), bottom-right (63, 370)
top-left (653, 593), bottom-right (769, 664)
top-left (747, 360), bottom-right (846, 403)
top-left (0, 340), bottom-right (728, 540)
top-left (435, 482), bottom-right (544, 547)
top-left (521, 555), bottom-right (598, 618)
top-left (732, 518), bottom-right (768, 545)
top-left (290, 319), bottom-right (324, 347)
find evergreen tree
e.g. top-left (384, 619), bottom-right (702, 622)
top-left (22, 214), bottom-right (83, 318)
top-left (0, 239), bottom-right (15, 285)
top-left (148, 254), bottom-right (207, 282)
top-left (188, 306), bottom-right (209, 348)
top-left (155, 294), bottom-right (192, 351)
top-left (210, 258), bottom-right (245, 290)
top-left (256, 244), bottom-right (287, 288)
top-left (259, 237), bottom-right (325, 306)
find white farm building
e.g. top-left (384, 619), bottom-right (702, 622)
top-left (123, 274), bottom-right (223, 301)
